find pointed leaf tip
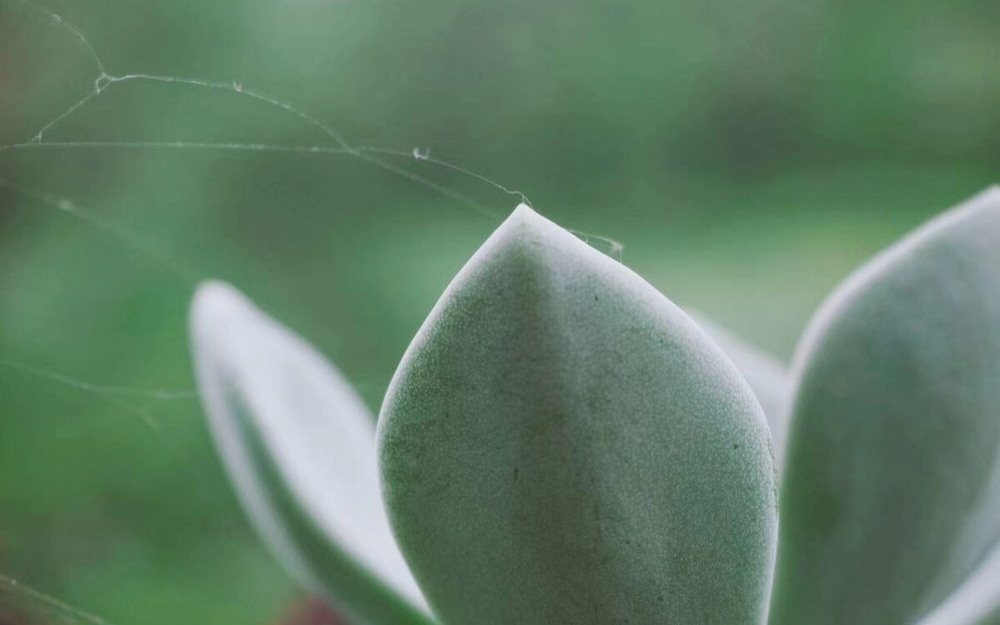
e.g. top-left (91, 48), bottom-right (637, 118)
top-left (511, 201), bottom-right (535, 218)
top-left (189, 281), bottom-right (433, 625)
top-left (771, 187), bottom-right (1000, 625)
top-left (379, 207), bottom-right (778, 625)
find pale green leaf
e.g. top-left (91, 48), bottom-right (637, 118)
top-left (688, 313), bottom-right (791, 471)
top-left (379, 205), bottom-right (778, 625)
top-left (916, 540), bottom-right (1000, 625)
top-left (769, 187), bottom-right (1000, 625)
top-left (189, 281), bottom-right (434, 625)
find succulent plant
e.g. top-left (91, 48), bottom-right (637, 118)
top-left (190, 187), bottom-right (1000, 625)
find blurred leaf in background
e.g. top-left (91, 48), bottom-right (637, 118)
top-left (0, 0), bottom-right (997, 622)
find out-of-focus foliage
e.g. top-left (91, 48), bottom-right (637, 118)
top-left (0, 0), bottom-right (997, 623)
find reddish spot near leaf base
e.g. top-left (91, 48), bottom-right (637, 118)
top-left (271, 596), bottom-right (348, 625)
top-left (0, 608), bottom-right (33, 625)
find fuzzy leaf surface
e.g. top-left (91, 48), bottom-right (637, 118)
top-left (770, 188), bottom-right (1000, 625)
top-left (190, 281), bottom-right (432, 625)
top-left (689, 313), bottom-right (791, 470)
top-left (379, 205), bottom-right (778, 625)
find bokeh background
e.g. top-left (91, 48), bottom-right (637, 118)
top-left (0, 0), bottom-right (997, 623)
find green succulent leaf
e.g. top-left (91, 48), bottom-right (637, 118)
top-left (916, 541), bottom-right (1000, 625)
top-left (688, 313), bottom-right (791, 471)
top-left (189, 281), bottom-right (434, 625)
top-left (378, 205), bottom-right (778, 625)
top-left (770, 187), bottom-right (1000, 625)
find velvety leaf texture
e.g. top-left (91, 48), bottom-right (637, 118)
top-left (770, 187), bottom-right (1000, 625)
top-left (378, 205), bottom-right (778, 625)
top-left (688, 313), bottom-right (791, 471)
top-left (189, 282), bottom-right (433, 625)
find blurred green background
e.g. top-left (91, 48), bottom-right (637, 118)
top-left (0, 0), bottom-right (997, 622)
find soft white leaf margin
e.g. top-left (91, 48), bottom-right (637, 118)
top-left (687, 312), bottom-right (791, 470)
top-left (917, 540), bottom-right (1000, 625)
top-left (189, 280), bottom-right (428, 613)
